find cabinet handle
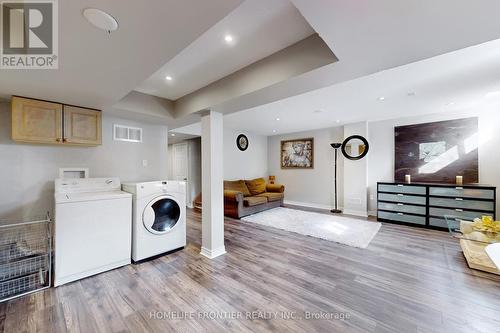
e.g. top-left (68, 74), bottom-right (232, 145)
top-left (455, 198), bottom-right (463, 201)
top-left (455, 209), bottom-right (463, 212)
top-left (397, 184), bottom-right (404, 187)
top-left (456, 187), bottom-right (463, 190)
top-left (397, 194), bottom-right (404, 197)
top-left (397, 212), bottom-right (404, 215)
top-left (397, 203), bottom-right (404, 206)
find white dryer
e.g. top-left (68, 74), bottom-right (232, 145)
top-left (122, 181), bottom-right (186, 262)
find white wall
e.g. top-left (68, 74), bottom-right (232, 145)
top-left (224, 128), bottom-right (268, 180)
top-left (0, 101), bottom-right (168, 220)
top-left (367, 108), bottom-right (500, 215)
top-left (268, 127), bottom-right (344, 209)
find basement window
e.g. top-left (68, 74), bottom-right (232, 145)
top-left (113, 124), bottom-right (143, 143)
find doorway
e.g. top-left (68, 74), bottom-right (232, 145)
top-left (169, 139), bottom-right (201, 208)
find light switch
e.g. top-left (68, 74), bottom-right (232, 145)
top-left (142, 159), bottom-right (148, 167)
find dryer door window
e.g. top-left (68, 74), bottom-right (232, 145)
top-left (143, 196), bottom-right (181, 234)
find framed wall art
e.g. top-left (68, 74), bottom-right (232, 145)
top-left (281, 138), bottom-right (314, 169)
top-left (394, 117), bottom-right (478, 183)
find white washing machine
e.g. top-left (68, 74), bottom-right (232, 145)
top-left (54, 178), bottom-right (132, 286)
top-left (122, 181), bottom-right (186, 262)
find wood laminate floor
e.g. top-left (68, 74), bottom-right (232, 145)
top-left (1, 207), bottom-right (500, 333)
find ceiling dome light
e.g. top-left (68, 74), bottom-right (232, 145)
top-left (276, 117), bottom-right (280, 121)
top-left (165, 76), bottom-right (173, 81)
top-left (224, 34), bottom-right (233, 43)
top-left (377, 96), bottom-right (386, 101)
top-left (83, 8), bottom-right (119, 33)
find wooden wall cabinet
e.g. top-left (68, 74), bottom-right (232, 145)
top-left (63, 105), bottom-right (102, 146)
top-left (11, 96), bottom-right (102, 146)
top-left (11, 97), bottom-right (63, 145)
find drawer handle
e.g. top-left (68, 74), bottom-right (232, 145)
top-left (397, 213), bottom-right (404, 215)
top-left (397, 194), bottom-right (404, 197)
top-left (397, 203), bottom-right (404, 206)
top-left (397, 184), bottom-right (404, 187)
top-left (455, 198), bottom-right (463, 201)
top-left (456, 187), bottom-right (463, 190)
top-left (455, 209), bottom-right (463, 212)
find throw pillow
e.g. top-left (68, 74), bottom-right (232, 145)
top-left (245, 178), bottom-right (267, 195)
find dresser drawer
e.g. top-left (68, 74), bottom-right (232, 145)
top-left (378, 202), bottom-right (426, 215)
top-left (429, 207), bottom-right (491, 221)
top-left (429, 197), bottom-right (494, 212)
top-left (378, 184), bottom-right (426, 195)
top-left (378, 211), bottom-right (426, 225)
top-left (429, 217), bottom-right (448, 229)
top-left (378, 193), bottom-right (426, 205)
top-left (429, 187), bottom-right (494, 199)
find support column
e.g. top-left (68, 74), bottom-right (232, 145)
top-left (343, 121), bottom-right (369, 217)
top-left (200, 110), bottom-right (226, 259)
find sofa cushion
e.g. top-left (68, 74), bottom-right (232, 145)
top-left (243, 196), bottom-right (268, 207)
top-left (224, 180), bottom-right (251, 197)
top-left (256, 192), bottom-right (284, 202)
top-left (245, 178), bottom-right (267, 195)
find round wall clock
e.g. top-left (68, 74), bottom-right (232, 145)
top-left (236, 134), bottom-right (249, 151)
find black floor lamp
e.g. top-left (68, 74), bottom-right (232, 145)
top-left (330, 143), bottom-right (342, 214)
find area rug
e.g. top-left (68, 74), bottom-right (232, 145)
top-left (241, 207), bottom-right (381, 248)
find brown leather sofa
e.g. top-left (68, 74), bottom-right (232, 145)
top-left (224, 178), bottom-right (285, 219)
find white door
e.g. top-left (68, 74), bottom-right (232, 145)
top-left (172, 143), bottom-right (189, 205)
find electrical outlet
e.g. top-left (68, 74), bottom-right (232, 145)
top-left (142, 159), bottom-right (148, 167)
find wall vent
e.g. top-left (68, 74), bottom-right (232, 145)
top-left (113, 124), bottom-right (143, 143)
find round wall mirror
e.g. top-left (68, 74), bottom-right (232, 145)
top-left (341, 135), bottom-right (369, 160)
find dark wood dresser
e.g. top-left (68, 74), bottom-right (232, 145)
top-left (377, 182), bottom-right (496, 230)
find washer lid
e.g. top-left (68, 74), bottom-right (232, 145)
top-left (143, 196), bottom-right (181, 234)
top-left (55, 191), bottom-right (131, 204)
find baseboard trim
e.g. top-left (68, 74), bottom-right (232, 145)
top-left (284, 200), bottom-right (340, 211)
top-left (200, 246), bottom-right (226, 259)
top-left (343, 209), bottom-right (368, 217)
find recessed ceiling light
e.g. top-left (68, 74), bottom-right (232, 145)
top-left (272, 130), bottom-right (277, 133)
top-left (170, 133), bottom-right (176, 137)
top-left (276, 117), bottom-right (280, 121)
top-left (224, 34), bottom-right (233, 43)
top-left (377, 96), bottom-right (386, 101)
top-left (83, 8), bottom-right (119, 33)
top-left (336, 120), bottom-right (340, 123)
top-left (165, 76), bottom-right (173, 81)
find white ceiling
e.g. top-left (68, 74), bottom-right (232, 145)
top-left (0, 0), bottom-right (242, 108)
top-left (134, 0), bottom-right (314, 100)
top-left (183, 0), bottom-right (500, 121)
top-left (215, 38), bottom-right (500, 136)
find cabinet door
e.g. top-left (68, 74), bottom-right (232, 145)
top-left (63, 106), bottom-right (102, 146)
top-left (12, 96), bottom-right (63, 144)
